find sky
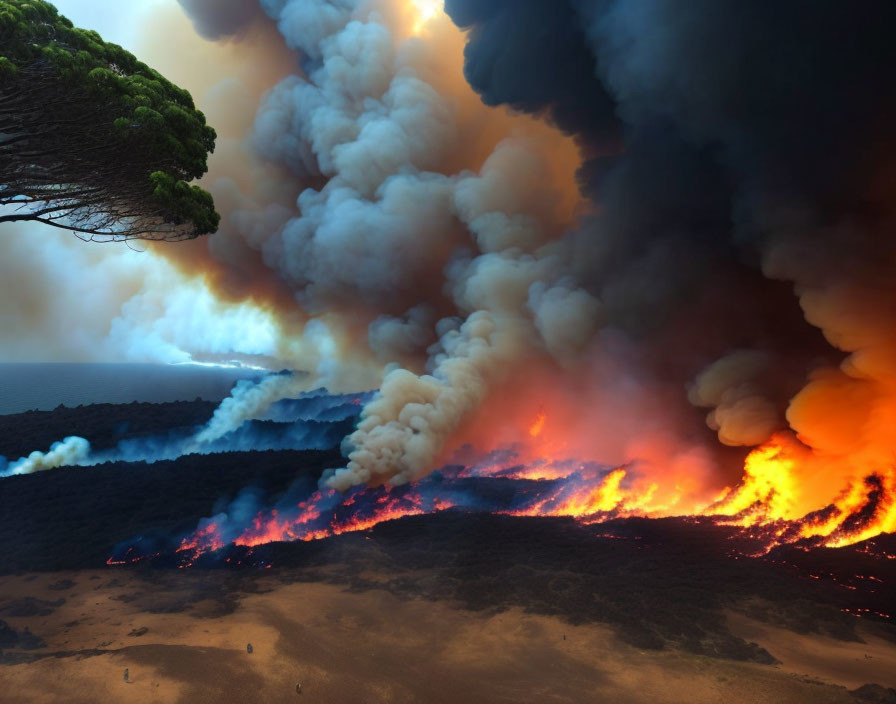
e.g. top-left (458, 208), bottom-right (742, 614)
top-left (52, 0), bottom-right (170, 46)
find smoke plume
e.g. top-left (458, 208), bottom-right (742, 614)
top-left (166, 0), bottom-right (595, 492)
top-left (438, 0), bottom-right (896, 521)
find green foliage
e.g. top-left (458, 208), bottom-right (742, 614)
top-left (0, 0), bottom-right (219, 239)
top-left (150, 172), bottom-right (220, 235)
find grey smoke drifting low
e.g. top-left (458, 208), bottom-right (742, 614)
top-left (192, 372), bottom-right (310, 446)
top-left (1, 437), bottom-right (91, 477)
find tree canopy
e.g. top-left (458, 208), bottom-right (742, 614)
top-left (0, 0), bottom-right (220, 240)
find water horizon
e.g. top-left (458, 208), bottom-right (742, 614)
top-left (0, 362), bottom-right (264, 415)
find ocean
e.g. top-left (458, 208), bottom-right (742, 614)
top-left (0, 363), bottom-right (264, 415)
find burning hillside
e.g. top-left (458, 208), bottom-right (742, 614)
top-left (4, 4), bottom-right (896, 683)
top-left (1, 398), bottom-right (894, 689)
top-left (0, 0), bottom-right (864, 575)
top-left (5, 0), bottom-right (896, 699)
top-left (151, 402), bottom-right (895, 568)
top-left (165, 444), bottom-right (896, 569)
top-left (4, 391), bottom-right (894, 571)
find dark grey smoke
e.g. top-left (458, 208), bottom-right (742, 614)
top-left (177, 0), bottom-right (263, 40)
top-left (445, 0), bottom-right (618, 150)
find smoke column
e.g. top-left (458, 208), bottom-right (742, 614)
top-left (166, 0), bottom-right (600, 490)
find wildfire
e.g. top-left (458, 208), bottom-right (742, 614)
top-left (178, 522), bottom-right (224, 554)
top-left (810, 474), bottom-right (896, 548)
top-left (702, 437), bottom-right (896, 551)
top-left (542, 468), bottom-right (627, 516)
top-left (165, 438), bottom-right (895, 568)
top-left (710, 441), bottom-right (797, 525)
top-left (118, 421), bottom-right (896, 571)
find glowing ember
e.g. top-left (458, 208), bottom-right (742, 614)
top-left (178, 522), bottom-right (224, 554)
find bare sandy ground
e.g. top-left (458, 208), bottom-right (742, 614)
top-left (0, 570), bottom-right (891, 704)
top-left (726, 610), bottom-right (896, 690)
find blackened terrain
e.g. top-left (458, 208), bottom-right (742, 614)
top-left (0, 447), bottom-right (340, 572)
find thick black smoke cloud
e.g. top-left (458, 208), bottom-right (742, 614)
top-left (445, 0), bottom-right (618, 150)
top-left (447, 0), bottom-right (896, 196)
top-left (445, 0), bottom-right (896, 451)
top-left (588, 1), bottom-right (896, 207)
top-left (446, 0), bottom-right (757, 341)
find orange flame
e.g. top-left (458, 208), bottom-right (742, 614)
top-left (168, 425), bottom-right (896, 567)
top-left (550, 468), bottom-right (627, 515)
top-left (702, 436), bottom-right (896, 549)
top-left (710, 441), bottom-right (797, 526)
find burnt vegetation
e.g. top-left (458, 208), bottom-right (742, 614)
top-left (0, 446), bottom-right (340, 572)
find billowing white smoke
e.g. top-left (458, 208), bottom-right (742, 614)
top-left (325, 311), bottom-right (514, 489)
top-left (1, 437), bottom-right (92, 477)
top-left (0, 225), bottom-right (280, 365)
top-left (191, 372), bottom-right (310, 446)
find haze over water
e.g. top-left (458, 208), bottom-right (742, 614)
top-left (0, 363), bottom-right (261, 414)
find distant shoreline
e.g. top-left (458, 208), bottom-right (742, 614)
top-left (0, 363), bottom-right (263, 415)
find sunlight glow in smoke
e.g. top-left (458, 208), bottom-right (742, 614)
top-left (410, 0), bottom-right (442, 34)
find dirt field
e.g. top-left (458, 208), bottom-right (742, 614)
top-left (0, 569), bottom-right (892, 704)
